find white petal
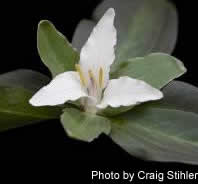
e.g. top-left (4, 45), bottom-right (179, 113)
top-left (29, 72), bottom-right (88, 106)
top-left (79, 8), bottom-right (117, 87)
top-left (97, 77), bottom-right (163, 109)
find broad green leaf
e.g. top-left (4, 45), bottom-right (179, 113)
top-left (110, 82), bottom-right (198, 164)
top-left (0, 87), bottom-right (61, 131)
top-left (161, 80), bottom-right (198, 114)
top-left (61, 108), bottom-right (111, 142)
top-left (38, 20), bottom-right (79, 77)
top-left (110, 105), bottom-right (198, 164)
top-left (110, 53), bottom-right (186, 89)
top-left (0, 70), bottom-right (61, 131)
top-left (72, 0), bottom-right (178, 61)
top-left (93, 0), bottom-right (178, 63)
top-left (0, 69), bottom-right (50, 91)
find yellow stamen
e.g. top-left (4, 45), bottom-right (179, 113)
top-left (88, 69), bottom-right (97, 87)
top-left (99, 67), bottom-right (104, 88)
top-left (75, 64), bottom-right (87, 86)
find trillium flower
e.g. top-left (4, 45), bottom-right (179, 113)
top-left (29, 8), bottom-right (163, 113)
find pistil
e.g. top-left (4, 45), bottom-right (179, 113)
top-left (75, 65), bottom-right (104, 113)
top-left (88, 69), bottom-right (97, 88)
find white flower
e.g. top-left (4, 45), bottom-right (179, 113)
top-left (29, 8), bottom-right (163, 113)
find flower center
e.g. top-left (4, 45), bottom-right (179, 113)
top-left (75, 64), bottom-right (104, 112)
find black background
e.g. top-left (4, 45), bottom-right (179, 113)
top-left (0, 0), bottom-right (198, 178)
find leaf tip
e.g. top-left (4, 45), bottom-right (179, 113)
top-left (176, 59), bottom-right (187, 74)
top-left (38, 20), bottom-right (52, 28)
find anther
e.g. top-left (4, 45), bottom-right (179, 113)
top-left (99, 67), bottom-right (104, 88)
top-left (75, 64), bottom-right (87, 86)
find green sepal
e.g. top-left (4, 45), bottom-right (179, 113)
top-left (111, 53), bottom-right (186, 89)
top-left (61, 108), bottom-right (111, 142)
top-left (38, 20), bottom-right (79, 77)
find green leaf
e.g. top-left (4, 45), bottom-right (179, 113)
top-left (61, 108), bottom-right (111, 142)
top-left (110, 53), bottom-right (186, 89)
top-left (161, 80), bottom-right (198, 114)
top-left (93, 0), bottom-right (178, 63)
top-left (0, 70), bottom-right (61, 131)
top-left (38, 20), bottom-right (79, 77)
top-left (110, 82), bottom-right (198, 164)
top-left (110, 106), bottom-right (198, 164)
top-left (0, 69), bottom-right (50, 91)
top-left (72, 0), bottom-right (178, 61)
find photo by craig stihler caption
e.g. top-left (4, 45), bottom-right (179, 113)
top-left (91, 170), bottom-right (198, 183)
